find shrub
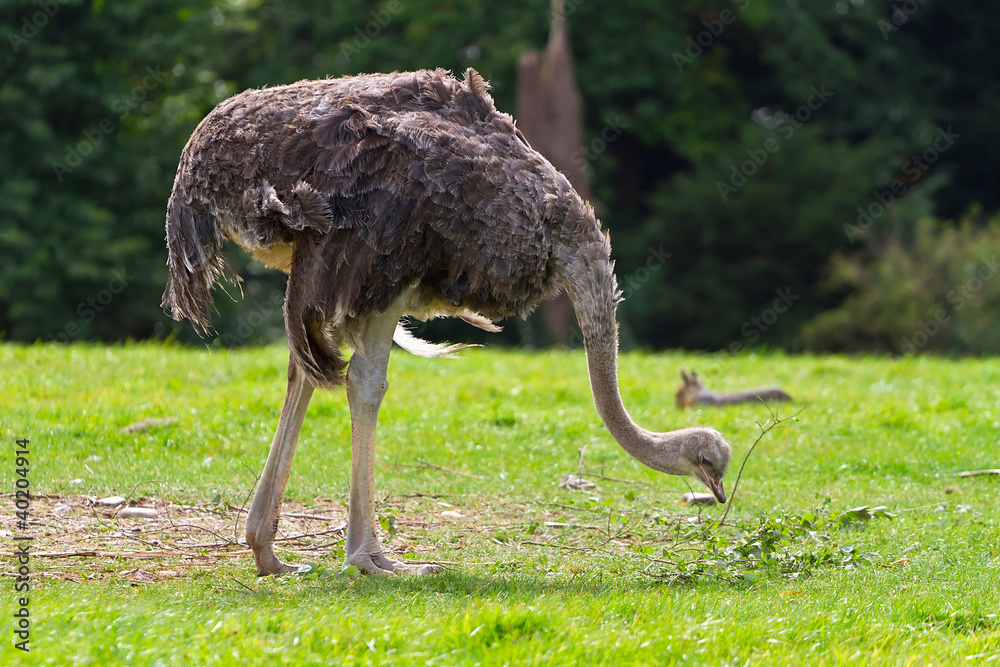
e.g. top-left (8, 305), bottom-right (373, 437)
top-left (801, 213), bottom-right (1000, 354)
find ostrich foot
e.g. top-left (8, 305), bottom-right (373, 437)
top-left (348, 551), bottom-right (444, 576)
top-left (251, 542), bottom-right (310, 577)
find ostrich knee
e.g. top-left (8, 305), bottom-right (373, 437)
top-left (346, 338), bottom-right (393, 414)
top-left (347, 368), bottom-right (389, 411)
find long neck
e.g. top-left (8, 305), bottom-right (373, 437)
top-left (562, 240), bottom-right (688, 476)
top-left (583, 325), bottom-right (652, 456)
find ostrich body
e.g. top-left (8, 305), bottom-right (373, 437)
top-left (163, 68), bottom-right (731, 576)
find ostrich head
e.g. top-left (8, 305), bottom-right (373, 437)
top-left (645, 426), bottom-right (731, 502)
top-left (686, 429), bottom-right (731, 502)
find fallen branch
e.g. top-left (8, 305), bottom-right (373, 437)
top-left (547, 501), bottom-right (602, 513)
top-left (283, 512), bottom-right (343, 521)
top-left (542, 521), bottom-right (603, 531)
top-left (7, 551), bottom-right (98, 558)
top-left (180, 525), bottom-right (345, 550)
top-left (521, 540), bottom-right (598, 552)
top-left (229, 576), bottom-right (257, 594)
top-left (576, 472), bottom-right (647, 486)
top-left (0, 550), bottom-right (237, 560)
top-left (235, 460), bottom-right (261, 541)
top-left (955, 469), bottom-right (1000, 477)
top-left (168, 521), bottom-right (239, 546)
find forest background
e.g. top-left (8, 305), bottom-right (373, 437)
top-left (2, 0), bottom-right (998, 355)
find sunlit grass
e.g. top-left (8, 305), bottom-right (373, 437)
top-left (1, 343), bottom-right (998, 665)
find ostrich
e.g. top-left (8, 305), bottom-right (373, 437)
top-left (162, 68), bottom-right (732, 576)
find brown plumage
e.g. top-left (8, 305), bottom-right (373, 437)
top-left (162, 69), bottom-right (732, 576)
top-left (164, 68), bottom-right (572, 386)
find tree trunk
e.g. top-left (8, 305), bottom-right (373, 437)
top-left (517, 0), bottom-right (590, 346)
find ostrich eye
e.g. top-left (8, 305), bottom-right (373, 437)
top-left (699, 453), bottom-right (710, 466)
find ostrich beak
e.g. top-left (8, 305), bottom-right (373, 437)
top-left (699, 465), bottom-right (726, 503)
top-left (706, 477), bottom-right (726, 504)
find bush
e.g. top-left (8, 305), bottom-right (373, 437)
top-left (801, 213), bottom-right (1000, 354)
top-left (619, 122), bottom-right (899, 351)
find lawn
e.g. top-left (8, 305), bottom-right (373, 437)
top-left (1, 343), bottom-right (998, 665)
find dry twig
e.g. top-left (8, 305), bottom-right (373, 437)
top-left (716, 405), bottom-right (804, 526)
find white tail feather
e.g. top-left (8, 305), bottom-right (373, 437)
top-left (392, 324), bottom-right (474, 358)
top-left (458, 310), bottom-right (502, 333)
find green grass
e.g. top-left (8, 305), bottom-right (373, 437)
top-left (2, 343), bottom-right (999, 665)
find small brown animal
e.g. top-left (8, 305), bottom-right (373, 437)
top-left (676, 370), bottom-right (792, 409)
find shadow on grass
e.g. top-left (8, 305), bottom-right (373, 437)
top-left (227, 567), bottom-right (723, 606)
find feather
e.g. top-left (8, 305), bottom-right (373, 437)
top-left (392, 323), bottom-right (471, 358)
top-left (164, 69), bottom-right (580, 382)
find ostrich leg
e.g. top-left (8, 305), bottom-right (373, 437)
top-left (344, 299), bottom-right (442, 575)
top-left (245, 361), bottom-right (315, 575)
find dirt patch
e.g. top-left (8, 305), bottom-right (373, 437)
top-left (0, 494), bottom-right (445, 584)
top-left (1, 490), bottom-right (696, 585)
